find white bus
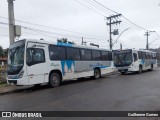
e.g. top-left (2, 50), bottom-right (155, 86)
top-left (7, 39), bottom-right (115, 87)
top-left (114, 49), bottom-right (157, 74)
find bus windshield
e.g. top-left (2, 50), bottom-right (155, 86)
top-left (7, 40), bottom-right (25, 75)
top-left (114, 50), bottom-right (133, 67)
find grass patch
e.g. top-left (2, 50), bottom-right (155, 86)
top-left (0, 68), bottom-right (6, 81)
top-left (0, 81), bottom-right (9, 88)
top-left (0, 67), bottom-right (6, 71)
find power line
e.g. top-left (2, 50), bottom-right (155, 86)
top-left (92, 0), bottom-right (118, 14)
top-left (23, 26), bottom-right (108, 40)
top-left (91, 0), bottom-right (149, 31)
top-left (0, 22), bottom-right (8, 25)
top-left (22, 29), bottom-right (58, 39)
top-left (23, 26), bottom-right (88, 39)
top-left (0, 21), bottom-right (108, 41)
top-left (83, 0), bottom-right (111, 16)
top-left (149, 38), bottom-right (160, 45)
top-left (155, 32), bottom-right (160, 38)
top-left (0, 26), bottom-right (8, 29)
top-left (0, 16), bottom-right (107, 39)
top-left (73, 0), bottom-right (106, 17)
top-left (122, 16), bottom-right (148, 31)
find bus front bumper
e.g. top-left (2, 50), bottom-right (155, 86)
top-left (7, 76), bottom-right (29, 86)
top-left (117, 66), bottom-right (138, 73)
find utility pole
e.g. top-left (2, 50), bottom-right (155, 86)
top-left (8, 0), bottom-right (15, 45)
top-left (144, 31), bottom-right (155, 50)
top-left (81, 37), bottom-right (86, 45)
top-left (81, 37), bottom-right (84, 45)
top-left (145, 31), bottom-right (149, 50)
top-left (120, 43), bottom-right (122, 50)
top-left (107, 14), bottom-right (122, 50)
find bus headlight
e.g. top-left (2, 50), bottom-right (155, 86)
top-left (129, 64), bottom-right (133, 68)
top-left (19, 70), bottom-right (24, 78)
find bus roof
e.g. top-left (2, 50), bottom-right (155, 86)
top-left (114, 48), bottom-right (156, 53)
top-left (21, 39), bottom-right (112, 51)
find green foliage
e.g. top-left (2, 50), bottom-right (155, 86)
top-left (57, 38), bottom-right (75, 45)
top-left (0, 46), bottom-right (3, 56)
top-left (3, 49), bottom-right (8, 57)
top-left (57, 38), bottom-right (68, 43)
top-left (0, 46), bottom-right (8, 57)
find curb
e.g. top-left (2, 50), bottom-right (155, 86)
top-left (0, 86), bottom-right (33, 95)
top-left (0, 87), bottom-right (16, 95)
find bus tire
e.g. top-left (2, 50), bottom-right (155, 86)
top-left (94, 69), bottom-right (101, 79)
top-left (49, 73), bottom-right (61, 88)
top-left (151, 64), bottom-right (153, 71)
top-left (138, 65), bottom-right (143, 74)
top-left (34, 84), bottom-right (41, 88)
top-left (150, 64), bottom-right (153, 71)
top-left (121, 72), bottom-right (126, 75)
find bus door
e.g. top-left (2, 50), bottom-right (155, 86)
top-left (26, 42), bottom-right (48, 85)
top-left (133, 51), bottom-right (139, 68)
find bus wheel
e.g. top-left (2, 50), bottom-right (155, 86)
top-left (150, 64), bottom-right (153, 71)
top-left (121, 72), bottom-right (126, 75)
top-left (94, 69), bottom-right (101, 79)
top-left (49, 73), bottom-right (61, 88)
top-left (34, 84), bottom-right (41, 88)
top-left (138, 66), bottom-right (143, 74)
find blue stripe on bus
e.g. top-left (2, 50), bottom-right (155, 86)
top-left (61, 60), bottom-right (75, 75)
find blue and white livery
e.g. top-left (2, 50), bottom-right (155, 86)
top-left (7, 39), bottom-right (115, 87)
top-left (114, 49), bottom-right (157, 74)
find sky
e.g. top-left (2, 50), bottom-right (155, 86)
top-left (0, 0), bottom-right (160, 50)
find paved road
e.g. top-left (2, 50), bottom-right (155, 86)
top-left (1, 68), bottom-right (160, 120)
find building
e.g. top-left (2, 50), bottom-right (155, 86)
top-left (0, 57), bottom-right (7, 67)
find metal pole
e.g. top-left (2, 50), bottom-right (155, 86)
top-left (146, 31), bottom-right (149, 50)
top-left (112, 27), bottom-right (131, 47)
top-left (82, 37), bottom-right (83, 45)
top-left (120, 43), bottom-right (122, 50)
top-left (8, 0), bottom-right (15, 45)
top-left (109, 19), bottom-right (112, 50)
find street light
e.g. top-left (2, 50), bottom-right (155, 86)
top-left (112, 27), bottom-right (131, 47)
top-left (90, 43), bottom-right (99, 48)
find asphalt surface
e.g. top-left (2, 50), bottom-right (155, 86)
top-left (1, 68), bottom-right (160, 120)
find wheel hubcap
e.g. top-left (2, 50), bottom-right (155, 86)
top-left (53, 76), bottom-right (58, 84)
top-left (139, 67), bottom-right (142, 73)
top-left (95, 71), bottom-right (99, 78)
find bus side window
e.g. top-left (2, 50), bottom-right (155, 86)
top-left (81, 49), bottom-right (92, 61)
top-left (92, 50), bottom-right (101, 60)
top-left (133, 53), bottom-right (138, 62)
top-left (142, 52), bottom-right (146, 59)
top-left (66, 47), bottom-right (80, 60)
top-left (153, 53), bottom-right (157, 59)
top-left (101, 51), bottom-right (108, 60)
top-left (138, 52), bottom-right (142, 59)
top-left (108, 52), bottom-right (113, 61)
top-left (152, 53), bottom-right (154, 59)
top-left (26, 48), bottom-right (45, 66)
top-left (49, 45), bottom-right (66, 60)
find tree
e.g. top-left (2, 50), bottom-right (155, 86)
top-left (0, 46), bottom-right (3, 57)
top-left (3, 49), bottom-right (8, 57)
top-left (0, 46), bottom-right (8, 57)
top-left (57, 38), bottom-right (68, 43)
